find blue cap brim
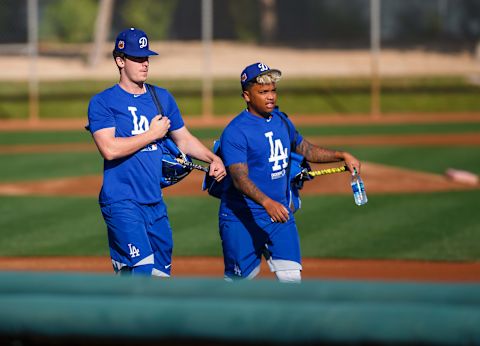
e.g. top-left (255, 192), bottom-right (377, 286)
top-left (136, 50), bottom-right (159, 57)
top-left (121, 50), bottom-right (159, 57)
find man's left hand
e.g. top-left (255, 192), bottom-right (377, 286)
top-left (209, 157), bottom-right (227, 182)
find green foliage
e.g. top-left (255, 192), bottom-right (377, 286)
top-left (40, 0), bottom-right (97, 42)
top-left (228, 0), bottom-right (260, 42)
top-left (119, 0), bottom-right (178, 40)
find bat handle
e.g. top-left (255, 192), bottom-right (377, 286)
top-left (175, 157), bottom-right (208, 172)
top-left (195, 164), bottom-right (209, 173)
top-left (308, 165), bottom-right (348, 177)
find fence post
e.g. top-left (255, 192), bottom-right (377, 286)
top-left (27, 0), bottom-right (39, 123)
top-left (202, 0), bottom-right (214, 121)
top-left (370, 0), bottom-right (381, 118)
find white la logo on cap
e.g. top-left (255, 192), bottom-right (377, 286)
top-left (139, 37), bottom-right (148, 48)
top-left (258, 63), bottom-right (270, 72)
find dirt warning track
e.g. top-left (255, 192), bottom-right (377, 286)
top-left (0, 256), bottom-right (479, 283)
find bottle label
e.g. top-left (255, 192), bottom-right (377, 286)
top-left (351, 182), bottom-right (363, 193)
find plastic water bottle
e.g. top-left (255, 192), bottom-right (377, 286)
top-left (351, 170), bottom-right (368, 206)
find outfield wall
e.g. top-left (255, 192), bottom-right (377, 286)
top-left (0, 272), bottom-right (479, 345)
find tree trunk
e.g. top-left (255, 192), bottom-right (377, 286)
top-left (88, 0), bottom-right (114, 68)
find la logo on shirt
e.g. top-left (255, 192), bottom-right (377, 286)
top-left (265, 131), bottom-right (288, 180)
top-left (128, 106), bottom-right (157, 151)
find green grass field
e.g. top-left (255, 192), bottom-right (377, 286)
top-left (2, 76), bottom-right (480, 119)
top-left (0, 118), bottom-right (479, 261)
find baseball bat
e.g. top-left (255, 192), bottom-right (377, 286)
top-left (182, 163), bottom-right (350, 176)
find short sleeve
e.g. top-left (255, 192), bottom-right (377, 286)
top-left (87, 94), bottom-right (115, 134)
top-left (220, 125), bottom-right (248, 167)
top-left (284, 115), bottom-right (303, 148)
top-left (294, 126), bottom-right (303, 148)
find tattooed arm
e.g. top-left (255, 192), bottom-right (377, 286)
top-left (295, 138), bottom-right (361, 174)
top-left (228, 162), bottom-right (290, 223)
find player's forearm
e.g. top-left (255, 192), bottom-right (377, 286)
top-left (229, 163), bottom-right (270, 206)
top-left (184, 137), bottom-right (218, 164)
top-left (295, 139), bottom-right (344, 163)
top-left (170, 127), bottom-right (217, 163)
top-left (94, 130), bottom-right (157, 160)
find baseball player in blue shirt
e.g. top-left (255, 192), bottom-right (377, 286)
top-left (87, 28), bottom-right (226, 276)
top-left (219, 62), bottom-right (361, 283)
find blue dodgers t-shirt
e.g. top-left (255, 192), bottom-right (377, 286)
top-left (87, 84), bottom-right (184, 204)
top-left (219, 109), bottom-right (303, 219)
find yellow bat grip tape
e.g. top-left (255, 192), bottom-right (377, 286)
top-left (308, 166), bottom-right (346, 177)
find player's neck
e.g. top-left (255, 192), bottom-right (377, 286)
top-left (118, 80), bottom-right (146, 95)
top-left (247, 107), bottom-right (271, 120)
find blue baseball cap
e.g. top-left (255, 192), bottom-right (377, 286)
top-left (240, 62), bottom-right (281, 89)
top-left (114, 28), bottom-right (158, 57)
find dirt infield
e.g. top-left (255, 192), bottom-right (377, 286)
top-left (0, 256), bottom-right (479, 283)
top-left (0, 161), bottom-right (478, 198)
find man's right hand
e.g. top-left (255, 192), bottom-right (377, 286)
top-left (149, 115), bottom-right (171, 139)
top-left (262, 198), bottom-right (290, 223)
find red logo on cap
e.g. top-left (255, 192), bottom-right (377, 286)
top-left (241, 73), bottom-right (247, 82)
top-left (118, 40), bottom-right (125, 50)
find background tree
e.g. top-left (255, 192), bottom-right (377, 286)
top-left (228, 0), bottom-right (260, 42)
top-left (40, 0), bottom-right (97, 43)
top-left (118, 0), bottom-right (178, 40)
